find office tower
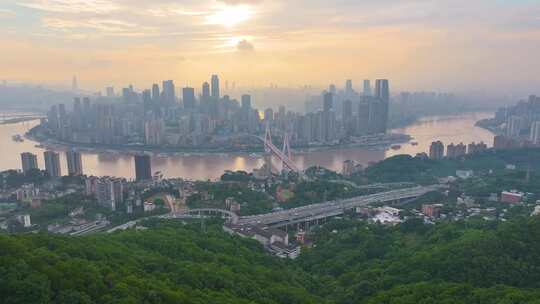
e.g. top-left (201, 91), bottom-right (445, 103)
top-left (373, 79), bottom-right (390, 134)
top-left (162, 80), bottom-right (176, 104)
top-left (183, 87), bottom-right (195, 110)
top-left (343, 99), bottom-right (354, 135)
top-left (21, 153), bottom-right (38, 173)
top-left (66, 150), bottom-right (83, 176)
top-left (345, 80), bottom-right (353, 94)
top-left (323, 92), bottom-right (333, 112)
top-left (241, 94), bottom-right (252, 110)
top-left (211, 74), bottom-right (220, 99)
top-left (329, 84), bottom-right (337, 95)
top-left (375, 79), bottom-right (390, 102)
top-left (142, 89), bottom-right (152, 105)
top-left (363, 80), bottom-right (372, 96)
top-left (134, 155), bottom-right (152, 181)
top-left (357, 99), bottom-right (370, 135)
top-left (202, 82), bottom-right (210, 99)
top-left (106, 86), bottom-right (115, 97)
top-left (429, 141), bottom-right (444, 160)
top-left (151, 84), bottom-right (160, 102)
top-left (44, 151), bottom-right (61, 177)
top-left (83, 97), bottom-right (91, 112)
top-left (531, 121), bottom-right (540, 145)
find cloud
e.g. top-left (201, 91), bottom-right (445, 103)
top-left (219, 0), bottom-right (263, 5)
top-left (0, 8), bottom-right (15, 17)
top-left (237, 39), bottom-right (255, 52)
top-left (19, 0), bottom-right (119, 14)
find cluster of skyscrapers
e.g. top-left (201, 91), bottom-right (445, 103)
top-left (20, 150), bottom-right (83, 177)
top-left (42, 75), bottom-right (391, 149)
top-left (492, 95), bottom-right (540, 149)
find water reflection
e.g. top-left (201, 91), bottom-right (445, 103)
top-left (0, 112), bottom-right (493, 180)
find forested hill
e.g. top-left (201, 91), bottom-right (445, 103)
top-left (2, 218), bottom-right (540, 303)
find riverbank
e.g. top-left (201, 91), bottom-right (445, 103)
top-left (26, 124), bottom-right (411, 156)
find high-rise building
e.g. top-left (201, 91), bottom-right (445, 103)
top-left (85, 176), bottom-right (124, 211)
top-left (142, 89), bottom-right (152, 106)
top-left (375, 79), bottom-right (390, 102)
top-left (21, 152), bottom-right (38, 173)
top-left (345, 80), bottom-right (353, 94)
top-left (44, 151), bottom-right (61, 177)
top-left (151, 83), bottom-right (160, 102)
top-left (343, 99), bottom-right (354, 135)
top-left (202, 82), bottom-right (210, 99)
top-left (357, 99), bottom-right (370, 135)
top-left (66, 150), bottom-right (83, 176)
top-left (323, 92), bottom-right (333, 112)
top-left (506, 115), bottom-right (525, 138)
top-left (363, 80), bottom-right (372, 96)
top-left (134, 154), bottom-right (152, 181)
top-left (183, 87), bottom-right (196, 110)
top-left (241, 94), bottom-right (252, 110)
top-left (531, 121), bottom-right (540, 145)
top-left (162, 80), bottom-right (176, 104)
top-left (211, 75), bottom-right (220, 99)
top-left (329, 84), bottom-right (337, 95)
top-left (106, 86), bottom-right (115, 97)
top-left (429, 141), bottom-right (445, 160)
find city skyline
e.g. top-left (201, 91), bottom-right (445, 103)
top-left (0, 0), bottom-right (539, 95)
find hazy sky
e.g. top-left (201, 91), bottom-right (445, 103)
top-left (0, 0), bottom-right (539, 94)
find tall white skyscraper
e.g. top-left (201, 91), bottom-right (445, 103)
top-left (530, 121), bottom-right (540, 144)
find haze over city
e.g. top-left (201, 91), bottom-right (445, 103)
top-left (1, 0), bottom-right (540, 95)
top-left (2, 2), bottom-right (540, 303)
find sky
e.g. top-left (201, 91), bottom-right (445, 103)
top-left (0, 0), bottom-right (539, 95)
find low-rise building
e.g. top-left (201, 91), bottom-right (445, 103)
top-left (501, 191), bottom-right (523, 204)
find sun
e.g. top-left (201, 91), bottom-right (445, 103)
top-left (206, 5), bottom-right (253, 27)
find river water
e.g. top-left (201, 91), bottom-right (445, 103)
top-left (0, 112), bottom-right (494, 180)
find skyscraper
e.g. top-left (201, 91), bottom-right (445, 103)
top-left (162, 80), bottom-right (176, 104)
top-left (363, 80), bottom-right (372, 96)
top-left (531, 121), bottom-right (540, 145)
top-left (429, 141), bottom-right (445, 160)
top-left (44, 151), bottom-right (61, 177)
top-left (21, 152), bottom-right (38, 173)
top-left (151, 83), bottom-right (160, 102)
top-left (374, 79), bottom-right (390, 134)
top-left (345, 80), bottom-right (353, 94)
top-left (375, 79), bottom-right (390, 102)
top-left (66, 150), bottom-right (83, 176)
top-left (323, 92), bottom-right (333, 112)
top-left (202, 82), bottom-right (210, 99)
top-left (183, 87), bottom-right (196, 110)
top-left (241, 94), bottom-right (252, 110)
top-left (134, 155), bottom-right (152, 181)
top-left (211, 75), bottom-right (220, 99)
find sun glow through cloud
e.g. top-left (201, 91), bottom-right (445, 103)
top-left (205, 5), bottom-right (253, 27)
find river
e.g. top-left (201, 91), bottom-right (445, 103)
top-left (0, 112), bottom-right (494, 180)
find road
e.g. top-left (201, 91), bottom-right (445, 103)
top-left (238, 185), bottom-right (444, 227)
